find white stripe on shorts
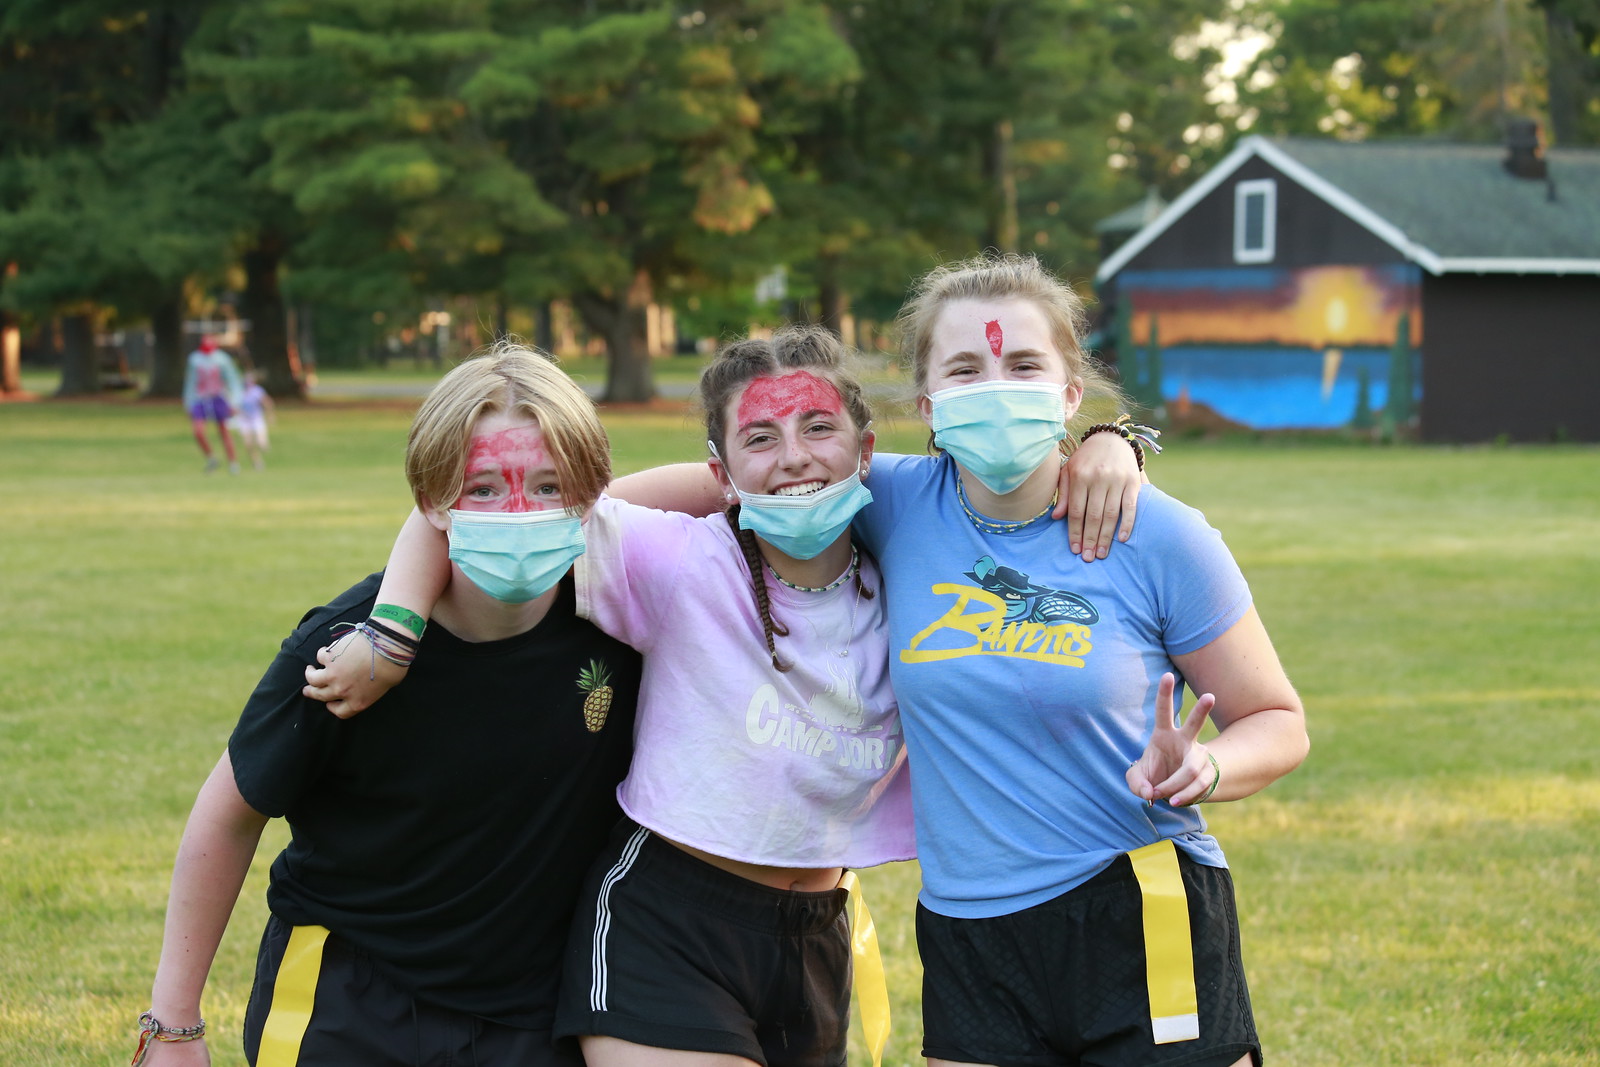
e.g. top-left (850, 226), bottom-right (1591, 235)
top-left (588, 825), bottom-right (651, 1013)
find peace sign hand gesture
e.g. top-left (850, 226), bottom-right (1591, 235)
top-left (1126, 672), bottom-right (1219, 808)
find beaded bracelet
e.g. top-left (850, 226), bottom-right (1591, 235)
top-left (132, 1011), bottom-right (205, 1066)
top-left (1080, 413), bottom-right (1164, 472)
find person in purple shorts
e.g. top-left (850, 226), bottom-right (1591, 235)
top-left (183, 335), bottom-right (242, 474)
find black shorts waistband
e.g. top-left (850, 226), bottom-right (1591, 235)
top-left (622, 823), bottom-right (847, 935)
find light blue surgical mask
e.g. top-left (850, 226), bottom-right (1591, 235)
top-left (926, 380), bottom-right (1067, 495)
top-left (446, 508), bottom-right (586, 603)
top-left (712, 443), bottom-right (874, 561)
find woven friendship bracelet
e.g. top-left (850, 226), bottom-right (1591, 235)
top-left (359, 620), bottom-right (418, 668)
top-left (371, 602), bottom-right (427, 639)
top-left (132, 1012), bottom-right (205, 1066)
top-left (364, 616), bottom-right (421, 652)
top-left (330, 620), bottom-right (418, 680)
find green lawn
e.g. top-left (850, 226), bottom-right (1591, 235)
top-left (1, 396), bottom-right (1596, 1066)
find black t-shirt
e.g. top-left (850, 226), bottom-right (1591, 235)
top-left (229, 572), bottom-right (641, 1026)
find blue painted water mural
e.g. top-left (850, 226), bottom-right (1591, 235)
top-left (1153, 346), bottom-right (1421, 430)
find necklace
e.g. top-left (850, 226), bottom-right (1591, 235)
top-left (795, 566), bottom-right (865, 659)
top-left (767, 546), bottom-right (859, 594)
top-left (955, 477), bottom-right (1058, 535)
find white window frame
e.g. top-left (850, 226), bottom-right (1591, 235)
top-left (1233, 179), bottom-right (1277, 264)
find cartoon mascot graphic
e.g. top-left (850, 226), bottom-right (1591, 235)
top-left (963, 555), bottom-right (1099, 626)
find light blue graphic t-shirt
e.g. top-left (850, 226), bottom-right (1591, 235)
top-left (854, 453), bottom-right (1251, 918)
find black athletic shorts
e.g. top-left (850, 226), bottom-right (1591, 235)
top-left (243, 915), bottom-right (581, 1066)
top-left (555, 820), bottom-right (852, 1067)
top-left (918, 848), bottom-right (1261, 1067)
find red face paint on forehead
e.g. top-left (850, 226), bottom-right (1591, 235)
top-left (736, 371), bottom-right (844, 432)
top-left (460, 425), bottom-right (555, 512)
top-left (985, 320), bottom-right (1004, 359)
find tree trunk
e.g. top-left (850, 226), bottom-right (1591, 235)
top-left (1, 313), bottom-right (19, 394)
top-left (817, 255), bottom-right (844, 339)
top-left (535, 301), bottom-right (555, 353)
top-left (573, 271), bottom-right (656, 403)
top-left (1, 262), bottom-right (19, 394)
top-left (56, 313), bottom-right (98, 396)
top-left (241, 231), bottom-right (307, 399)
top-left (984, 117), bottom-right (1019, 253)
top-left (295, 302), bottom-right (317, 376)
top-left (144, 296), bottom-right (186, 397)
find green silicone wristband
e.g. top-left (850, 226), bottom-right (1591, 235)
top-left (371, 603), bottom-right (426, 638)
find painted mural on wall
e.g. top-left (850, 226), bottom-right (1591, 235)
top-left (1111, 264), bottom-right (1423, 430)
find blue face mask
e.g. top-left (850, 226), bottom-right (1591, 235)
top-left (926, 380), bottom-right (1067, 495)
top-left (713, 443), bottom-right (874, 561)
top-left (446, 508), bottom-right (586, 603)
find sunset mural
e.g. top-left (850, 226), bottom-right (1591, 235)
top-left (1114, 263), bottom-right (1424, 429)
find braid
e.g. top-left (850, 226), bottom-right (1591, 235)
top-left (853, 541), bottom-right (879, 602)
top-left (728, 504), bottom-right (791, 673)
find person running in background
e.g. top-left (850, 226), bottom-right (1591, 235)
top-left (182, 336), bottom-right (242, 474)
top-left (137, 345), bottom-right (642, 1066)
top-left (232, 369), bottom-right (275, 471)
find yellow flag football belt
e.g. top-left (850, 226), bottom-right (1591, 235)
top-left (1127, 839), bottom-right (1200, 1044)
top-left (839, 870), bottom-right (891, 1067)
top-left (256, 924), bottom-right (330, 1067)
top-left (258, 887), bottom-right (896, 1067)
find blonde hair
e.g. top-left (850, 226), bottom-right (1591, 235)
top-left (406, 340), bottom-right (611, 514)
top-left (896, 252), bottom-right (1125, 439)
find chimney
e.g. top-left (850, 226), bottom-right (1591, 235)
top-left (1503, 118), bottom-right (1548, 180)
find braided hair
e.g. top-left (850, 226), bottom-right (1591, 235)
top-left (698, 325), bottom-right (876, 673)
top-left (727, 503), bottom-right (793, 671)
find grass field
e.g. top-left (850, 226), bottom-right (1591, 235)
top-left (1, 390), bottom-right (1597, 1066)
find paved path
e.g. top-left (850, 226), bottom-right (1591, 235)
top-left (308, 378), bottom-right (907, 404)
top-left (307, 379), bottom-right (695, 400)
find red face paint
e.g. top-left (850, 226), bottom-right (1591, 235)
top-left (460, 425), bottom-right (555, 512)
top-left (985, 320), bottom-right (1004, 359)
top-left (736, 371), bottom-right (844, 434)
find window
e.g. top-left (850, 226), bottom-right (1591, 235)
top-left (1234, 179), bottom-right (1277, 263)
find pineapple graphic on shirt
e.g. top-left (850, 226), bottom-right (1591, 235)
top-left (577, 660), bottom-right (613, 732)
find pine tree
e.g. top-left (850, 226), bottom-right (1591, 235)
top-left (1351, 365), bottom-right (1375, 430)
top-left (0, 2), bottom-right (236, 396)
top-left (1144, 313), bottom-right (1165, 414)
top-left (1383, 311), bottom-right (1415, 436)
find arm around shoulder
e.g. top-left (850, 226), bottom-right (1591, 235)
top-left (302, 508), bottom-right (448, 717)
top-left (1056, 429), bottom-right (1148, 561)
top-left (607, 463), bottom-right (725, 516)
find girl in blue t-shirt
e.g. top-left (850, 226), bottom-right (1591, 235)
top-left (867, 252), bottom-right (1307, 1067)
